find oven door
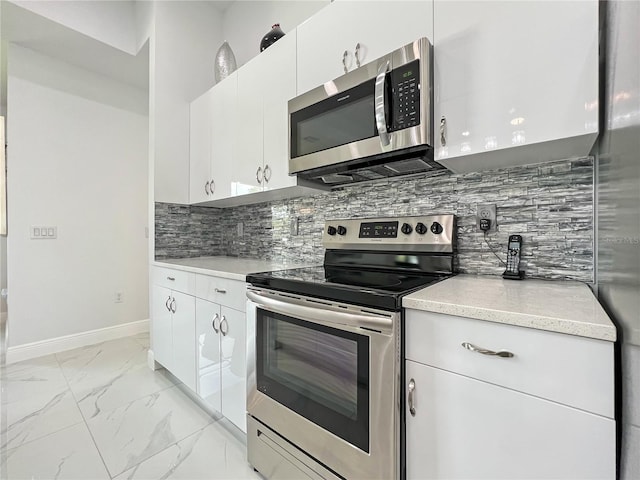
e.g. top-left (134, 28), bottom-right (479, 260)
top-left (247, 288), bottom-right (400, 480)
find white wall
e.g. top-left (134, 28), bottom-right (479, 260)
top-left (6, 44), bottom-right (149, 347)
top-left (152, 1), bottom-right (223, 204)
top-left (8, 0), bottom-right (139, 55)
top-left (222, 0), bottom-right (329, 68)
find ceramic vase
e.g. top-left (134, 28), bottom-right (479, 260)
top-left (214, 41), bottom-right (237, 83)
top-left (260, 24), bottom-right (285, 52)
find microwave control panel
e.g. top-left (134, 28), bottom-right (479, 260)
top-left (389, 60), bottom-right (420, 132)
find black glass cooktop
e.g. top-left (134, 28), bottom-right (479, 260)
top-left (246, 265), bottom-right (450, 311)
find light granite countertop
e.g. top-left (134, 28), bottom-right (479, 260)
top-left (153, 256), bottom-right (318, 282)
top-left (403, 274), bottom-right (617, 342)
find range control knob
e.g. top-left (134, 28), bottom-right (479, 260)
top-left (401, 223), bottom-right (413, 235)
top-left (430, 222), bottom-right (444, 234)
top-left (415, 222), bottom-right (428, 235)
top-left (327, 226), bottom-right (337, 236)
top-left (337, 225), bottom-right (347, 236)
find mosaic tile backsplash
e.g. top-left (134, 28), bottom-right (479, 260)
top-left (156, 157), bottom-right (594, 282)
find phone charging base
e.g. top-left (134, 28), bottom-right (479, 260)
top-left (503, 270), bottom-right (525, 280)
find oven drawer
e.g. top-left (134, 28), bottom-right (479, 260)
top-left (195, 274), bottom-right (246, 311)
top-left (405, 310), bottom-right (614, 417)
top-left (152, 266), bottom-right (195, 295)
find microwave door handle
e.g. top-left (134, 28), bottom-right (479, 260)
top-left (375, 60), bottom-right (391, 147)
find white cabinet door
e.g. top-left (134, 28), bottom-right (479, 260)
top-left (297, 1), bottom-right (434, 94)
top-left (189, 89), bottom-right (213, 204)
top-left (210, 73), bottom-right (238, 200)
top-left (262, 33), bottom-right (297, 191)
top-left (235, 56), bottom-right (265, 196)
top-left (433, 0), bottom-right (598, 164)
top-left (171, 291), bottom-right (196, 392)
top-left (152, 285), bottom-right (173, 370)
top-left (405, 360), bottom-right (615, 480)
top-left (220, 306), bottom-right (247, 433)
top-left (195, 298), bottom-right (222, 413)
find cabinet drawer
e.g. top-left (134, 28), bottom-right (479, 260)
top-left (195, 274), bottom-right (247, 311)
top-left (152, 266), bottom-right (196, 294)
top-left (405, 310), bottom-right (614, 418)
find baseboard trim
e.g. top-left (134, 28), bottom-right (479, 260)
top-left (6, 319), bottom-right (149, 364)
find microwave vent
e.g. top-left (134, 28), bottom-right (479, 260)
top-left (320, 173), bottom-right (354, 184)
top-left (383, 158), bottom-right (432, 174)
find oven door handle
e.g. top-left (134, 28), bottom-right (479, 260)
top-left (246, 290), bottom-right (393, 332)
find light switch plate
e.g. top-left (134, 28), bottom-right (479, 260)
top-left (31, 226), bottom-right (57, 239)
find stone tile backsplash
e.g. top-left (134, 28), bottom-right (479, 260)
top-left (156, 157), bottom-right (594, 282)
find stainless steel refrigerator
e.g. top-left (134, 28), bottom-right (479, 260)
top-left (598, 2), bottom-right (640, 478)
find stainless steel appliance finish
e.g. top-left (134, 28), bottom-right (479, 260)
top-left (323, 214), bottom-right (455, 252)
top-left (288, 38), bottom-right (440, 186)
top-left (247, 289), bottom-right (400, 480)
top-left (246, 215), bottom-right (456, 480)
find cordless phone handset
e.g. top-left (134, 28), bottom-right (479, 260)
top-left (503, 234), bottom-right (524, 280)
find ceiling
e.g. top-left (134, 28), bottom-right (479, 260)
top-left (0, 1), bottom-right (150, 109)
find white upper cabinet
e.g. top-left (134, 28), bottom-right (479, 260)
top-left (433, 0), bottom-right (599, 172)
top-left (296, 1), bottom-right (434, 94)
top-left (189, 89), bottom-right (214, 204)
top-left (210, 72), bottom-right (238, 201)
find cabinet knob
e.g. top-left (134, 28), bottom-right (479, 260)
top-left (408, 378), bottom-right (416, 416)
top-left (461, 342), bottom-right (514, 358)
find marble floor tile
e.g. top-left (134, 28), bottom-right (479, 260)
top-left (1, 358), bottom-right (69, 406)
top-left (86, 385), bottom-right (215, 478)
top-left (113, 421), bottom-right (259, 480)
top-left (131, 332), bottom-right (150, 348)
top-left (1, 354), bottom-right (59, 377)
top-left (1, 422), bottom-right (110, 480)
top-left (57, 337), bottom-right (147, 388)
top-left (73, 364), bottom-right (177, 420)
top-left (1, 388), bottom-right (84, 450)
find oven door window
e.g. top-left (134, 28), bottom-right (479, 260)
top-left (290, 79), bottom-right (376, 158)
top-left (256, 308), bottom-right (370, 453)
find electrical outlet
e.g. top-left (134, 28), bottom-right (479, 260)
top-left (114, 291), bottom-right (124, 303)
top-left (476, 204), bottom-right (497, 232)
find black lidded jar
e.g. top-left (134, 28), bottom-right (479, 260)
top-left (260, 24), bottom-right (285, 52)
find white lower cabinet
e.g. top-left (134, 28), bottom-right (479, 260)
top-left (195, 299), bottom-right (247, 433)
top-left (151, 285), bottom-right (196, 392)
top-left (405, 360), bottom-right (615, 479)
top-left (405, 309), bottom-right (615, 479)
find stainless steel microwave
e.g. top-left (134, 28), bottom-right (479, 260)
top-left (288, 37), bottom-right (441, 186)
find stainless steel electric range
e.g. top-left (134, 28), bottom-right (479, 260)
top-left (245, 215), bottom-right (456, 480)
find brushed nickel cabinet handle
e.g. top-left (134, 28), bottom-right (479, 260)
top-left (214, 288), bottom-right (227, 294)
top-left (461, 342), bottom-right (514, 358)
top-left (210, 179), bottom-right (215, 195)
top-left (165, 296), bottom-right (171, 311)
top-left (205, 181), bottom-right (210, 196)
top-left (408, 378), bottom-right (416, 416)
top-left (263, 164), bottom-right (272, 183)
top-left (170, 298), bottom-right (176, 314)
top-left (440, 116), bottom-right (447, 147)
top-left (342, 50), bottom-right (349, 73)
top-left (167, 277), bottom-right (175, 281)
top-left (355, 42), bottom-right (361, 68)
top-left (220, 316), bottom-right (228, 336)
top-left (212, 313), bottom-right (220, 333)
top-left (256, 166), bottom-right (263, 184)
